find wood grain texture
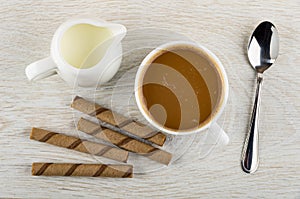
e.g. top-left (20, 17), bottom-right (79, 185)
top-left (0, 0), bottom-right (299, 198)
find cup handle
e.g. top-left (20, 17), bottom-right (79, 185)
top-left (25, 57), bottom-right (57, 81)
top-left (199, 123), bottom-right (229, 158)
top-left (209, 123), bottom-right (229, 146)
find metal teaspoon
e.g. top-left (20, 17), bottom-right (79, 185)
top-left (241, 21), bottom-right (279, 173)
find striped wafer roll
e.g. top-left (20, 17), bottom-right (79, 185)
top-left (71, 96), bottom-right (166, 146)
top-left (30, 128), bottom-right (128, 163)
top-left (32, 163), bottom-right (133, 178)
top-left (78, 118), bottom-right (172, 165)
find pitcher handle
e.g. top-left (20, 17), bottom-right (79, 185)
top-left (25, 57), bottom-right (57, 81)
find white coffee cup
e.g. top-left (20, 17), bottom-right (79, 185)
top-left (135, 41), bottom-right (229, 139)
top-left (25, 18), bottom-right (126, 87)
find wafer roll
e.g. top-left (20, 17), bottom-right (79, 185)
top-left (32, 163), bottom-right (133, 178)
top-left (71, 96), bottom-right (166, 146)
top-left (78, 118), bottom-right (172, 165)
top-left (30, 128), bottom-right (128, 163)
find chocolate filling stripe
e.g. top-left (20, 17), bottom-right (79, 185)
top-left (117, 119), bottom-right (134, 128)
top-left (95, 146), bottom-right (112, 156)
top-left (122, 168), bottom-right (133, 178)
top-left (39, 132), bottom-right (57, 142)
top-left (144, 130), bottom-right (161, 139)
top-left (35, 163), bottom-right (53, 175)
top-left (93, 107), bottom-right (109, 116)
top-left (89, 126), bottom-right (103, 136)
top-left (65, 164), bottom-right (81, 176)
top-left (134, 120), bottom-right (146, 127)
top-left (147, 148), bottom-right (159, 153)
top-left (93, 165), bottom-right (108, 177)
top-left (67, 139), bottom-right (82, 149)
top-left (116, 137), bottom-right (134, 147)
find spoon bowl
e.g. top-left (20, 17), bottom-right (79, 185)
top-left (247, 21), bottom-right (279, 73)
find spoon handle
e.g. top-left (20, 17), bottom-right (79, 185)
top-left (241, 74), bottom-right (263, 173)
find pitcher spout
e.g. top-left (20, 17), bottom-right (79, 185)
top-left (107, 23), bottom-right (127, 47)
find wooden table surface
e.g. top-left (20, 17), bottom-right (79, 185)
top-left (0, 0), bottom-right (299, 198)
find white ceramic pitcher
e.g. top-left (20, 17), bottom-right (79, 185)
top-left (25, 18), bottom-right (126, 87)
